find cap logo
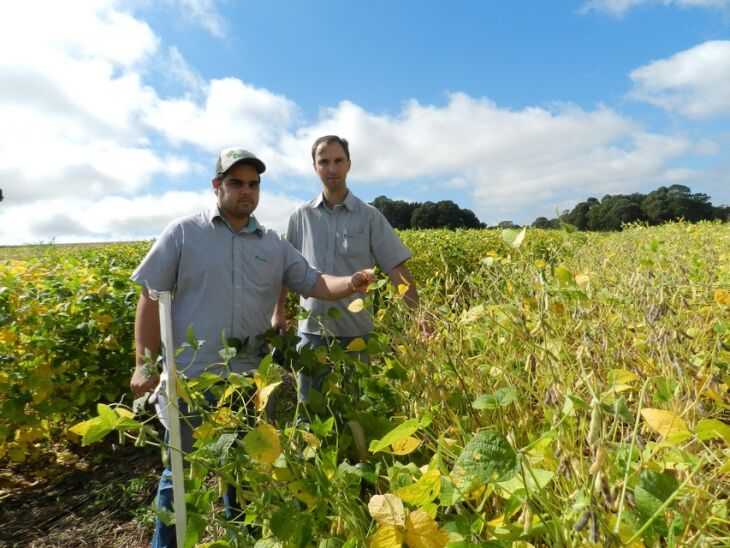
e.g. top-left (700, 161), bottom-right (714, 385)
top-left (228, 150), bottom-right (245, 159)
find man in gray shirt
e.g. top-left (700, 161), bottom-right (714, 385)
top-left (130, 146), bottom-right (373, 547)
top-left (272, 135), bottom-right (427, 402)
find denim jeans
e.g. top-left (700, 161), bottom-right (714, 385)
top-left (296, 332), bottom-right (369, 403)
top-left (151, 392), bottom-right (252, 547)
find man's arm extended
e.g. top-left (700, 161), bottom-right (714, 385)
top-left (271, 270), bottom-right (374, 330)
top-left (308, 269), bottom-right (374, 300)
top-left (130, 287), bottom-right (161, 396)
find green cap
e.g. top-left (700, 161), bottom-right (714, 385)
top-left (215, 147), bottom-right (266, 176)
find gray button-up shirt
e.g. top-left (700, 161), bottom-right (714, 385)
top-left (132, 207), bottom-right (321, 377)
top-left (286, 192), bottom-right (411, 336)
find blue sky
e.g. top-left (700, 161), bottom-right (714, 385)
top-left (1, 0), bottom-right (729, 245)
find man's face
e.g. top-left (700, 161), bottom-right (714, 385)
top-left (212, 163), bottom-right (260, 222)
top-left (313, 142), bottom-right (351, 193)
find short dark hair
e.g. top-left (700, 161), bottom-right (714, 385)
top-left (311, 135), bottom-right (350, 163)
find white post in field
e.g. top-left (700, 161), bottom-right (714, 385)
top-left (151, 289), bottom-right (186, 547)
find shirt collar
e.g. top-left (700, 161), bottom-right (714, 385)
top-left (315, 190), bottom-right (355, 212)
top-left (208, 206), bottom-right (263, 236)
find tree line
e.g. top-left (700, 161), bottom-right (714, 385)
top-left (371, 185), bottom-right (729, 231)
top-left (539, 185), bottom-right (729, 231)
top-left (371, 196), bottom-right (484, 229)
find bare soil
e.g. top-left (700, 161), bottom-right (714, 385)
top-left (0, 441), bottom-right (160, 548)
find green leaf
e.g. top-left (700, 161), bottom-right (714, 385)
top-left (184, 512), bottom-right (207, 548)
top-left (451, 430), bottom-right (517, 494)
top-left (634, 469), bottom-right (679, 538)
top-left (612, 397), bottom-right (635, 425)
top-left (310, 416), bottom-right (335, 438)
top-left (270, 500), bottom-right (299, 540)
top-left (501, 226), bottom-right (527, 249)
top-left (186, 324), bottom-right (203, 350)
top-left (696, 419), bottom-right (730, 443)
top-left (496, 467), bottom-right (554, 498)
top-left (96, 403), bottom-right (117, 427)
top-left (368, 418), bottom-right (420, 453)
top-left (554, 266), bottom-right (573, 285)
top-left (473, 393), bottom-right (498, 410)
top-left (327, 307), bottom-right (342, 318)
top-left (494, 387), bottom-right (517, 407)
top-left (473, 387), bottom-right (516, 410)
top-left (70, 416), bottom-right (113, 446)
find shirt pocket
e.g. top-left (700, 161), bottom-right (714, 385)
top-left (245, 249), bottom-right (276, 291)
top-left (338, 229), bottom-right (369, 258)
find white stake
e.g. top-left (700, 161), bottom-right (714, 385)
top-left (150, 289), bottom-right (186, 547)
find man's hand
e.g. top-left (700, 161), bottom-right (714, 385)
top-left (130, 366), bottom-right (160, 397)
top-left (350, 269), bottom-right (375, 293)
top-left (271, 309), bottom-right (287, 332)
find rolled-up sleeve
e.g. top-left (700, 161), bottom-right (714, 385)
top-left (281, 239), bottom-right (321, 296)
top-left (369, 210), bottom-right (411, 274)
top-left (130, 222), bottom-right (181, 291)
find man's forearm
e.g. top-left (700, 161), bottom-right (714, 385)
top-left (134, 289), bottom-right (161, 367)
top-left (308, 274), bottom-right (356, 301)
top-left (308, 269), bottom-right (374, 301)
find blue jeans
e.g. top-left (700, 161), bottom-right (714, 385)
top-left (296, 332), bottom-right (369, 403)
top-left (152, 468), bottom-right (240, 548)
top-left (152, 392), bottom-right (252, 547)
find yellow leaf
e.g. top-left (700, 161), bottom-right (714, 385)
top-left (115, 408), bottom-right (135, 419)
top-left (641, 408), bottom-right (690, 439)
top-left (575, 273), bottom-right (590, 286)
top-left (368, 494), bottom-right (406, 527)
top-left (348, 299), bottom-right (365, 313)
top-left (289, 479), bottom-right (318, 508)
top-left (210, 407), bottom-right (238, 428)
top-left (391, 436), bottom-right (421, 456)
top-left (397, 283), bottom-right (410, 297)
top-left (315, 348), bottom-right (328, 364)
top-left (405, 509), bottom-right (449, 548)
top-left (69, 418), bottom-right (96, 438)
top-left (394, 469), bottom-right (441, 506)
top-left (192, 422), bottom-right (216, 441)
top-left (301, 431), bottom-right (321, 447)
top-left (609, 369), bottom-right (640, 386)
top-left (243, 423), bottom-right (281, 464)
top-left (255, 381), bottom-right (282, 412)
top-left (370, 524), bottom-right (404, 547)
top-left (347, 337), bottom-right (368, 352)
top-left (715, 289), bottom-right (730, 305)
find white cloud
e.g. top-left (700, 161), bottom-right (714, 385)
top-left (143, 78), bottom-right (299, 153)
top-left (274, 94), bottom-right (692, 223)
top-left (628, 41), bottom-right (730, 119)
top-left (0, 190), bottom-right (301, 245)
top-left (168, 0), bottom-right (227, 38)
top-left (581, 0), bottom-right (730, 16)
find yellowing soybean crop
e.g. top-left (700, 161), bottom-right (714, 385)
top-left (1, 222), bottom-right (728, 546)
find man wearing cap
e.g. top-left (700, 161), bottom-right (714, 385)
top-left (130, 147), bottom-right (374, 547)
top-left (272, 135), bottom-right (429, 404)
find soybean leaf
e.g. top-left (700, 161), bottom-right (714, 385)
top-left (451, 430), bottom-right (517, 494)
top-left (369, 418), bottom-right (419, 453)
top-left (634, 469), bottom-right (679, 539)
